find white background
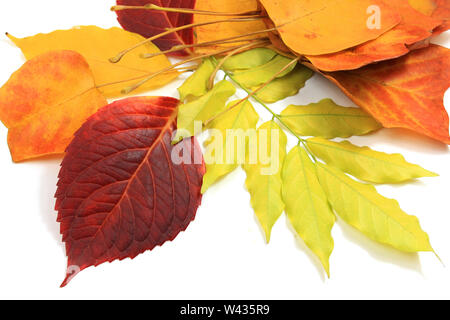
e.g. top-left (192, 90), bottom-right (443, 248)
top-left (0, 1), bottom-right (449, 300)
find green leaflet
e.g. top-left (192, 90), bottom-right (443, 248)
top-left (307, 138), bottom-right (438, 184)
top-left (243, 121), bottom-right (287, 243)
top-left (316, 163), bottom-right (433, 253)
top-left (178, 58), bottom-right (215, 102)
top-left (232, 55), bottom-right (297, 88)
top-left (202, 100), bottom-right (259, 193)
top-left (221, 48), bottom-right (278, 71)
top-left (252, 66), bottom-right (314, 103)
top-left (279, 99), bottom-right (382, 138)
top-left (174, 80), bottom-right (236, 143)
top-left (282, 147), bottom-right (335, 276)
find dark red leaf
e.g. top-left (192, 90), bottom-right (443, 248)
top-left (55, 96), bottom-right (205, 287)
top-left (116, 0), bottom-right (196, 56)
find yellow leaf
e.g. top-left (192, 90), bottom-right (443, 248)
top-left (202, 100), bottom-right (259, 193)
top-left (317, 163), bottom-right (433, 253)
top-left (232, 55), bottom-right (297, 88)
top-left (279, 99), bottom-right (382, 139)
top-left (7, 26), bottom-right (178, 98)
top-left (307, 138), bottom-right (438, 184)
top-left (282, 147), bottom-right (335, 276)
top-left (221, 48), bottom-right (278, 71)
top-left (243, 121), bottom-right (287, 242)
top-left (174, 80), bottom-right (236, 143)
top-left (178, 58), bottom-right (215, 102)
top-left (252, 66), bottom-right (313, 103)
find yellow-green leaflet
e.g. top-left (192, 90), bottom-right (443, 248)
top-left (243, 121), bottom-right (287, 243)
top-left (307, 138), bottom-right (438, 184)
top-left (316, 163), bottom-right (433, 253)
top-left (178, 58), bottom-right (215, 102)
top-left (221, 48), bottom-right (278, 70)
top-left (232, 55), bottom-right (297, 88)
top-left (252, 66), bottom-right (314, 103)
top-left (174, 80), bottom-right (235, 143)
top-left (279, 99), bottom-right (382, 138)
top-left (202, 100), bottom-right (259, 193)
top-left (282, 147), bottom-right (335, 276)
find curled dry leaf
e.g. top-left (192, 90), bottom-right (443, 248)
top-left (0, 50), bottom-right (107, 162)
top-left (307, 0), bottom-right (442, 72)
top-left (259, 0), bottom-right (401, 56)
top-left (325, 44), bottom-right (450, 144)
top-left (55, 97), bottom-right (205, 287)
top-left (116, 0), bottom-right (196, 55)
top-left (7, 26), bottom-right (178, 98)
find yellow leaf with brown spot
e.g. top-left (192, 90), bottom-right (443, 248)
top-left (259, 0), bottom-right (401, 56)
top-left (7, 26), bottom-right (178, 98)
top-left (0, 50), bottom-right (107, 162)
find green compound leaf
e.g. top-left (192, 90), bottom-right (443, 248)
top-left (178, 58), bottom-right (215, 102)
top-left (221, 48), bottom-right (278, 71)
top-left (317, 163), bottom-right (433, 253)
top-left (307, 138), bottom-right (438, 184)
top-left (279, 99), bottom-right (382, 138)
top-left (202, 100), bottom-right (259, 193)
top-left (282, 147), bottom-right (335, 276)
top-left (243, 121), bottom-right (287, 243)
top-left (252, 66), bottom-right (314, 103)
top-left (174, 80), bottom-right (235, 143)
top-left (232, 55), bottom-right (297, 88)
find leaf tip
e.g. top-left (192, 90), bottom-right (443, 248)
top-left (60, 266), bottom-right (81, 288)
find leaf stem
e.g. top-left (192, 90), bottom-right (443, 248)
top-left (210, 57), bottom-right (317, 162)
top-left (111, 4), bottom-right (262, 17)
top-left (109, 16), bottom-right (265, 63)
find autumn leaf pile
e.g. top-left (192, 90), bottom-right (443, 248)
top-left (0, 0), bottom-right (449, 286)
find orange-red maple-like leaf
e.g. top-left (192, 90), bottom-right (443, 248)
top-left (55, 96), bottom-right (205, 287)
top-left (308, 0), bottom-right (442, 71)
top-left (0, 50), bottom-right (107, 162)
top-left (325, 44), bottom-right (450, 144)
top-left (432, 0), bottom-right (450, 35)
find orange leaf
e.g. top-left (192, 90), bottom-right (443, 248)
top-left (259, 0), bottom-right (401, 56)
top-left (432, 0), bottom-right (450, 35)
top-left (324, 44), bottom-right (450, 144)
top-left (408, 0), bottom-right (437, 16)
top-left (194, 0), bottom-right (267, 54)
top-left (0, 50), bottom-right (107, 162)
top-left (307, 0), bottom-right (441, 71)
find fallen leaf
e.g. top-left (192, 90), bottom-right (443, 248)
top-left (0, 50), bottom-right (107, 162)
top-left (408, 0), bottom-right (437, 16)
top-left (432, 0), bottom-right (450, 35)
top-left (307, 138), bottom-right (438, 184)
top-left (202, 100), bottom-right (259, 193)
top-left (194, 0), bottom-right (267, 54)
top-left (279, 99), bottom-right (382, 139)
top-left (317, 163), bottom-right (433, 253)
top-left (259, 0), bottom-right (401, 55)
top-left (307, 0), bottom-right (442, 71)
top-left (282, 147), bottom-right (335, 276)
top-left (232, 55), bottom-right (297, 87)
top-left (55, 96), bottom-right (205, 287)
top-left (325, 45), bottom-right (450, 144)
top-left (243, 121), bottom-right (287, 242)
top-left (252, 66), bottom-right (313, 103)
top-left (7, 26), bottom-right (178, 98)
top-left (178, 58), bottom-right (216, 102)
top-left (116, 0), bottom-right (196, 55)
top-left (174, 80), bottom-right (236, 142)
top-left (221, 48), bottom-right (278, 70)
